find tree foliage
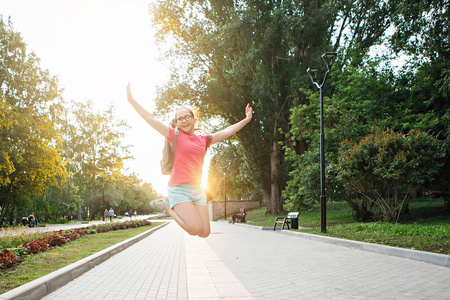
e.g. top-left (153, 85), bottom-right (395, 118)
top-left (283, 1), bottom-right (449, 221)
top-left (65, 100), bottom-right (131, 219)
top-left (336, 128), bottom-right (441, 222)
top-left (206, 141), bottom-right (251, 201)
top-left (0, 17), bottom-right (66, 224)
top-left (151, 0), bottom-right (450, 217)
top-left (3, 0), bottom-right (447, 224)
top-left (0, 18), bottom-right (161, 224)
top-left (150, 0), bottom-right (340, 213)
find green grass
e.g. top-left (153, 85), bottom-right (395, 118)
top-left (0, 222), bottom-right (164, 294)
top-left (244, 198), bottom-right (450, 254)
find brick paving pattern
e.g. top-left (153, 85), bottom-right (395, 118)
top-left (35, 221), bottom-right (450, 300)
top-left (205, 222), bottom-right (450, 300)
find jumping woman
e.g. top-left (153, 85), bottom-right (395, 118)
top-left (126, 83), bottom-right (253, 238)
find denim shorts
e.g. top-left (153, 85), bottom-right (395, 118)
top-left (167, 184), bottom-right (207, 208)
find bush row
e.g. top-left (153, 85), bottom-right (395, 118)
top-left (0, 220), bottom-right (152, 270)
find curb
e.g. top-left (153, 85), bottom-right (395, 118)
top-left (0, 222), bottom-right (169, 300)
top-left (224, 221), bottom-right (450, 268)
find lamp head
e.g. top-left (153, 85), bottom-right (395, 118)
top-left (322, 52), bottom-right (337, 68)
top-left (307, 67), bottom-right (320, 82)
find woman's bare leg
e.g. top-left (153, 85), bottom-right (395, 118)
top-left (164, 202), bottom-right (210, 238)
top-left (194, 205), bottom-right (210, 238)
top-left (163, 205), bottom-right (189, 232)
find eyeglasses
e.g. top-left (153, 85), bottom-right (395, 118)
top-left (176, 115), bottom-right (194, 123)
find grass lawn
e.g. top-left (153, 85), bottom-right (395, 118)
top-left (244, 197), bottom-right (450, 255)
top-left (0, 222), bottom-right (164, 294)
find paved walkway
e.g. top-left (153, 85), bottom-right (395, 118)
top-left (3, 220), bottom-right (450, 299)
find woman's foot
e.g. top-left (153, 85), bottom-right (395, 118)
top-left (150, 197), bottom-right (170, 210)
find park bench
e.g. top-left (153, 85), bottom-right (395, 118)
top-left (273, 212), bottom-right (300, 230)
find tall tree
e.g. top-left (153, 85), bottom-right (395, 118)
top-left (0, 18), bottom-right (66, 224)
top-left (285, 0), bottom-right (449, 216)
top-left (389, 0), bottom-right (450, 198)
top-left (117, 173), bottom-right (161, 215)
top-left (150, 0), bottom-right (336, 213)
top-left (68, 100), bottom-right (131, 219)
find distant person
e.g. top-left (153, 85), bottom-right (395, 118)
top-left (108, 208), bottom-right (114, 222)
top-left (129, 209), bottom-right (133, 220)
top-left (230, 208), bottom-right (246, 224)
top-left (134, 210), bottom-right (137, 219)
top-left (104, 209), bottom-right (109, 223)
top-left (127, 83), bottom-right (253, 238)
top-left (28, 212), bottom-right (37, 227)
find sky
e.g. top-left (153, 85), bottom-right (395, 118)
top-left (0, 0), bottom-right (181, 195)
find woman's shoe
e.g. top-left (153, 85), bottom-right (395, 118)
top-left (150, 197), bottom-right (170, 210)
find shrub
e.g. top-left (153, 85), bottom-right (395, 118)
top-left (336, 127), bottom-right (442, 222)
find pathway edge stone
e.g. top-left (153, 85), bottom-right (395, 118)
top-left (0, 222), bottom-right (169, 300)
top-left (227, 221), bottom-right (450, 268)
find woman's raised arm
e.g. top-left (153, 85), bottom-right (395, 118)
top-left (210, 103), bottom-right (253, 145)
top-left (127, 83), bottom-right (169, 138)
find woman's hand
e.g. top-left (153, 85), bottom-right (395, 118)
top-left (245, 103), bottom-right (253, 120)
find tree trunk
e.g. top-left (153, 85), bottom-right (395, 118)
top-left (267, 123), bottom-right (283, 215)
top-left (9, 206), bottom-right (15, 225)
top-left (262, 188), bottom-right (271, 210)
top-left (270, 143), bottom-right (282, 214)
top-left (444, 197), bottom-right (450, 214)
top-left (0, 203), bottom-right (8, 225)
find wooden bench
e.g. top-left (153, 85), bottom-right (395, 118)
top-left (273, 212), bottom-right (300, 230)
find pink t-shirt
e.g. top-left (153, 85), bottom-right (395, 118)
top-left (168, 127), bottom-right (211, 186)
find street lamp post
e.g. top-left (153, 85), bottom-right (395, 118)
top-left (307, 52), bottom-right (337, 233)
top-left (224, 171), bottom-right (227, 220)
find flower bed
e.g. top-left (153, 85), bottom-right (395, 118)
top-left (0, 249), bottom-right (17, 269)
top-left (0, 220), bottom-right (152, 270)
